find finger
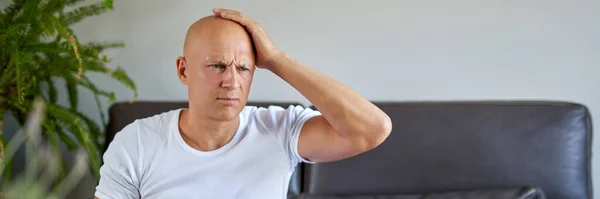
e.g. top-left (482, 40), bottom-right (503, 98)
top-left (213, 8), bottom-right (253, 26)
top-left (212, 8), bottom-right (241, 18)
top-left (214, 9), bottom-right (245, 22)
top-left (213, 8), bottom-right (240, 15)
top-left (212, 8), bottom-right (269, 42)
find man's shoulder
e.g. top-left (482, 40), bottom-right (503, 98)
top-left (241, 104), bottom-right (320, 128)
top-left (135, 108), bottom-right (181, 131)
top-left (111, 109), bottom-right (181, 146)
top-left (243, 104), bottom-right (304, 114)
top-left (242, 105), bottom-right (287, 122)
top-left (244, 104), bottom-right (317, 117)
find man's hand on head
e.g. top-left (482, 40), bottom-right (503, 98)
top-left (213, 8), bottom-right (391, 163)
top-left (212, 8), bottom-right (284, 71)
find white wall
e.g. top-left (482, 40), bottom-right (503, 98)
top-left (65, 0), bottom-right (599, 197)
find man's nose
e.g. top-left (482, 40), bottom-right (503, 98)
top-left (221, 65), bottom-right (241, 89)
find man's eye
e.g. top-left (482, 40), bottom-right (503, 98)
top-left (210, 64), bottom-right (224, 68)
top-left (238, 67), bottom-right (249, 71)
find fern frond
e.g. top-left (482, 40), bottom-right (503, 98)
top-left (54, 27), bottom-right (84, 80)
top-left (74, 120), bottom-right (100, 179)
top-left (93, 94), bottom-right (106, 138)
top-left (79, 76), bottom-right (116, 102)
top-left (44, 104), bottom-right (85, 145)
top-left (40, 0), bottom-right (65, 14)
top-left (76, 41), bottom-right (124, 63)
top-left (80, 76), bottom-right (110, 130)
top-left (44, 76), bottom-right (104, 140)
top-left (3, 0), bottom-right (24, 21)
top-left (11, 50), bottom-right (38, 104)
top-left (24, 0), bottom-right (45, 37)
top-left (43, 119), bottom-right (77, 151)
top-left (102, 0), bottom-right (114, 9)
top-left (1, 23), bottom-right (28, 40)
top-left (39, 12), bottom-right (61, 37)
top-left (45, 78), bottom-right (57, 104)
top-left (111, 68), bottom-right (138, 99)
top-left (16, 0), bottom-right (42, 38)
top-left (43, 122), bottom-right (68, 182)
top-left (65, 76), bottom-right (78, 111)
top-left (64, 0), bottom-right (87, 6)
top-left (46, 104), bottom-right (101, 179)
top-left (21, 43), bottom-right (69, 55)
top-left (0, 62), bottom-right (17, 89)
top-left (0, 10), bottom-right (5, 27)
top-left (65, 105), bottom-right (103, 144)
top-left (4, 95), bottom-right (28, 115)
top-left (62, 3), bottom-right (107, 26)
top-left (87, 41), bottom-right (124, 51)
top-left (66, 35), bottom-right (83, 80)
top-left (14, 50), bottom-right (23, 104)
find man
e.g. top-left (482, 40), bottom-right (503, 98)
top-left (95, 8), bottom-right (392, 199)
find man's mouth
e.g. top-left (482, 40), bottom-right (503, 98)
top-left (217, 97), bottom-right (240, 104)
top-left (217, 97), bottom-right (239, 100)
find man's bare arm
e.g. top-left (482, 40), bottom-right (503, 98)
top-left (269, 54), bottom-right (392, 162)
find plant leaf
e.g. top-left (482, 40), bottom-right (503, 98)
top-left (94, 94), bottom-right (106, 134)
top-left (62, 3), bottom-right (108, 26)
top-left (102, 0), bottom-right (114, 9)
top-left (41, 0), bottom-right (65, 14)
top-left (74, 121), bottom-right (100, 179)
top-left (111, 67), bottom-right (137, 99)
top-left (66, 76), bottom-right (78, 111)
top-left (14, 50), bottom-right (24, 104)
top-left (64, 0), bottom-right (87, 6)
top-left (69, 107), bottom-right (103, 145)
top-left (45, 104), bottom-right (101, 178)
top-left (42, 120), bottom-right (69, 182)
top-left (43, 118), bottom-right (77, 151)
top-left (79, 76), bottom-right (115, 100)
top-left (3, 0), bottom-right (24, 21)
top-left (45, 78), bottom-right (58, 104)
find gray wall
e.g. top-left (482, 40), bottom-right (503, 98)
top-left (3, 0), bottom-right (599, 198)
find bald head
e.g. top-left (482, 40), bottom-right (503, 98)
top-left (183, 16), bottom-right (254, 57)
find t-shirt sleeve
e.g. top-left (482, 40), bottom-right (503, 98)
top-left (95, 123), bottom-right (141, 199)
top-left (260, 105), bottom-right (322, 167)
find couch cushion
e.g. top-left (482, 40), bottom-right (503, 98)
top-left (103, 101), bottom-right (305, 197)
top-left (305, 101), bottom-right (591, 199)
top-left (299, 186), bottom-right (546, 199)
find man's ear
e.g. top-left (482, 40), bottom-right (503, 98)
top-left (176, 56), bottom-right (188, 85)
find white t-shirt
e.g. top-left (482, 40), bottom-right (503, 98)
top-left (94, 105), bottom-right (321, 199)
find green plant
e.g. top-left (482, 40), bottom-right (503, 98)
top-left (1, 97), bottom-right (89, 199)
top-left (0, 0), bottom-right (137, 180)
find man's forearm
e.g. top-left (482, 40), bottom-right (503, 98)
top-left (268, 52), bottom-right (392, 142)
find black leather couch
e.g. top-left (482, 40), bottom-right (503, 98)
top-left (104, 101), bottom-right (593, 199)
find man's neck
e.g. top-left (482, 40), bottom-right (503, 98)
top-left (178, 109), bottom-right (239, 152)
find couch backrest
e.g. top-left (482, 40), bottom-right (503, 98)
top-left (305, 101), bottom-right (592, 199)
top-left (104, 101), bottom-right (593, 199)
top-left (103, 101), bottom-right (304, 197)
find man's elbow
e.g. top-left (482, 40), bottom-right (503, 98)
top-left (355, 115), bottom-right (393, 151)
top-left (371, 115), bottom-right (393, 147)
